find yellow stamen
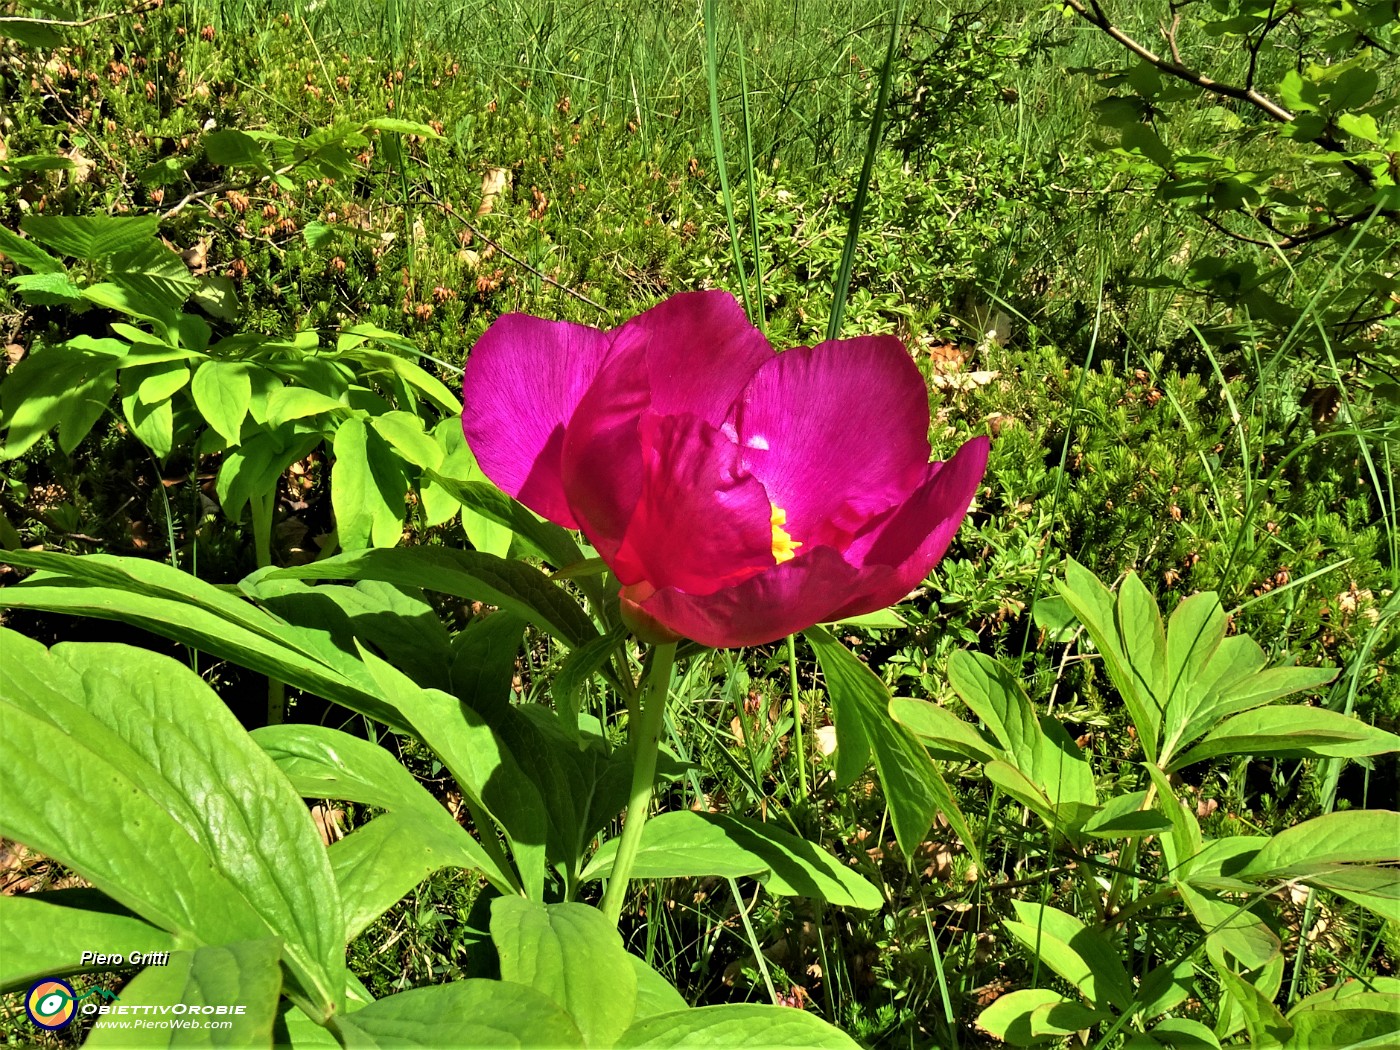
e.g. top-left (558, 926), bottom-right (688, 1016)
top-left (770, 503), bottom-right (802, 565)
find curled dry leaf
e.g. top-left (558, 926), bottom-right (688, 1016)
top-left (310, 804), bottom-right (346, 845)
top-left (930, 370), bottom-right (999, 392)
top-left (477, 166), bottom-right (510, 216)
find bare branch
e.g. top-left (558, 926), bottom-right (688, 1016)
top-left (158, 163), bottom-right (299, 220)
top-left (1198, 209), bottom-right (1372, 250)
top-left (1161, 12), bottom-right (1184, 67)
top-left (2, 0), bottom-right (163, 31)
top-left (1061, 0), bottom-right (1295, 122)
top-left (1062, 0), bottom-right (1387, 191)
top-left (423, 192), bottom-right (605, 313)
top-left (1244, 1), bottom-right (1285, 95)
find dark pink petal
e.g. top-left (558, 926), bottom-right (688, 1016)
top-left (606, 412), bottom-right (776, 594)
top-left (637, 436), bottom-right (989, 647)
top-left (609, 290), bottom-right (776, 425)
top-left (562, 290), bottom-right (773, 557)
top-left (826, 436), bottom-right (989, 619)
top-left (633, 546), bottom-right (870, 648)
top-left (461, 313), bottom-right (611, 528)
top-left (733, 336), bottom-right (930, 551)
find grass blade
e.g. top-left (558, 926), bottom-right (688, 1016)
top-left (826, 0), bottom-right (905, 342)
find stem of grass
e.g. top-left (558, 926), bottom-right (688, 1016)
top-left (826, 0), bottom-right (905, 342)
top-left (737, 37), bottom-right (765, 334)
top-left (703, 0), bottom-right (753, 319)
top-left (787, 634), bottom-right (807, 799)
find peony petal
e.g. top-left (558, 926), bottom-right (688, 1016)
top-left (825, 436), bottom-right (989, 619)
top-left (646, 438), bottom-right (985, 648)
top-left (461, 313), bottom-right (611, 528)
top-left (562, 290), bottom-right (774, 558)
top-left (634, 546), bottom-right (870, 648)
top-left (605, 412), bottom-right (775, 594)
top-left (609, 290), bottom-right (776, 424)
top-left (733, 336), bottom-right (930, 551)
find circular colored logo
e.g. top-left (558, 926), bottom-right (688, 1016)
top-left (26, 979), bottom-right (77, 1030)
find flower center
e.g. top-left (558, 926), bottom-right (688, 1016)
top-left (770, 503), bottom-right (802, 565)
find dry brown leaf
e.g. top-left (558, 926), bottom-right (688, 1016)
top-left (477, 166), bottom-right (510, 216)
top-left (310, 804), bottom-right (346, 845)
top-left (182, 236), bottom-right (212, 273)
top-left (930, 370), bottom-right (999, 392)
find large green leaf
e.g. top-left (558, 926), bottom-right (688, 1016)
top-left (21, 214), bottom-right (160, 261)
top-left (616, 1004), bottom-right (861, 1048)
top-left (1171, 706), bottom-right (1400, 770)
top-left (354, 645), bottom-right (548, 901)
top-left (204, 129), bottom-right (273, 171)
top-left (255, 723), bottom-right (511, 900)
top-left (1078, 791), bottom-right (1173, 840)
top-left (0, 222), bottom-right (63, 271)
top-left (349, 345), bottom-right (461, 414)
top-left (268, 547), bottom-right (598, 649)
top-left (0, 891), bottom-right (177, 994)
top-left (0, 344), bottom-right (120, 460)
top-left (431, 425), bottom-right (513, 554)
top-left (10, 269), bottom-right (85, 306)
top-left (1241, 810), bottom-right (1400, 877)
top-left (419, 470), bottom-right (585, 570)
top-left (889, 696), bottom-right (1001, 764)
top-left (1116, 571), bottom-right (1168, 706)
top-left (492, 897), bottom-right (638, 1047)
top-left (333, 980), bottom-right (584, 1048)
top-left (263, 386), bottom-right (346, 427)
top-left (946, 651), bottom-right (1096, 815)
top-left (807, 625), bottom-right (974, 859)
top-left (369, 410), bottom-right (442, 471)
top-left (329, 812), bottom-right (500, 942)
top-left (83, 939), bottom-right (284, 1049)
top-left (492, 704), bottom-right (631, 874)
top-left (552, 627), bottom-right (626, 733)
top-left (247, 577), bottom-right (454, 694)
top-left (1197, 663), bottom-right (1340, 728)
top-left (630, 956), bottom-right (688, 1021)
top-left (1284, 981), bottom-right (1400, 1050)
top-left (581, 810), bottom-right (882, 909)
top-left (448, 610), bottom-right (528, 720)
top-left (191, 360), bottom-right (253, 446)
top-left (0, 633), bottom-right (344, 1017)
top-left (0, 550), bottom-right (403, 729)
top-left (1003, 902), bottom-right (1132, 1011)
top-left (332, 416), bottom-right (406, 550)
top-left (1180, 883), bottom-right (1280, 972)
top-left (976, 988), bottom-right (1108, 1047)
top-left (1058, 559), bottom-right (1160, 761)
top-left (1165, 591), bottom-right (1227, 707)
top-left (106, 240), bottom-right (200, 317)
top-left (1214, 962), bottom-right (1291, 1049)
top-left (216, 424), bottom-right (321, 522)
top-left (0, 684), bottom-right (291, 996)
top-left (1127, 1018), bottom-right (1222, 1049)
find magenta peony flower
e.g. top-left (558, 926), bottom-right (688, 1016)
top-left (462, 290), bottom-right (988, 648)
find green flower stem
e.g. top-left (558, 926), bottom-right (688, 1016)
top-left (601, 641), bottom-right (678, 926)
top-left (1105, 778), bottom-right (1159, 919)
top-left (787, 633), bottom-right (808, 799)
